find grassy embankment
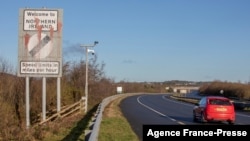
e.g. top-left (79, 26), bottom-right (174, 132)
top-left (41, 95), bottom-right (139, 141)
top-left (98, 95), bottom-right (139, 141)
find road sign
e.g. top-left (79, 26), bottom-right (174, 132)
top-left (28, 33), bottom-right (52, 59)
top-left (18, 8), bottom-right (63, 77)
top-left (23, 9), bottom-right (58, 31)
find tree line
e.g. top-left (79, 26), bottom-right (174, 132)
top-left (199, 81), bottom-right (250, 100)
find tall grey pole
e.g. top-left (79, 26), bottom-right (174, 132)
top-left (80, 41), bottom-right (98, 113)
top-left (85, 48), bottom-right (88, 113)
top-left (25, 77), bottom-right (30, 129)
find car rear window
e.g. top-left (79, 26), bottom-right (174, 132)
top-left (209, 99), bottom-right (232, 105)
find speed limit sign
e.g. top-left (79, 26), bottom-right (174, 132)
top-left (28, 33), bottom-right (53, 59)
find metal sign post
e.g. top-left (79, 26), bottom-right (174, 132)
top-left (18, 8), bottom-right (63, 128)
top-left (42, 77), bottom-right (46, 121)
top-left (57, 77), bottom-right (61, 112)
top-left (25, 77), bottom-right (30, 129)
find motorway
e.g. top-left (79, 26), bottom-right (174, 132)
top-left (120, 93), bottom-right (250, 140)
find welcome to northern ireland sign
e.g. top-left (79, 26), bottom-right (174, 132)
top-left (18, 8), bottom-right (63, 77)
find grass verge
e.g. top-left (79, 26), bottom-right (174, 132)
top-left (98, 95), bottom-right (139, 141)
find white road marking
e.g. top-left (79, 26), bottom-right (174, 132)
top-left (137, 95), bottom-right (179, 123)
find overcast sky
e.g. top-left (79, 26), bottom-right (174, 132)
top-left (0, 0), bottom-right (250, 83)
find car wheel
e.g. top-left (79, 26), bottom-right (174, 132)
top-left (228, 120), bottom-right (235, 125)
top-left (201, 112), bottom-right (207, 123)
top-left (193, 112), bottom-right (198, 122)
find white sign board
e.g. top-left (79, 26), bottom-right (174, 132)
top-left (117, 87), bottom-right (123, 94)
top-left (20, 61), bottom-right (59, 75)
top-left (18, 8), bottom-right (63, 77)
top-left (24, 10), bottom-right (58, 31)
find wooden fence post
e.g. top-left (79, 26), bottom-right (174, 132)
top-left (81, 97), bottom-right (86, 113)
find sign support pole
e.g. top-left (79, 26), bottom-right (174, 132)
top-left (57, 77), bottom-right (61, 113)
top-left (25, 77), bottom-right (30, 129)
top-left (42, 77), bottom-right (46, 121)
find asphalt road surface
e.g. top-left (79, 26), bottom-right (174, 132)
top-left (120, 93), bottom-right (250, 140)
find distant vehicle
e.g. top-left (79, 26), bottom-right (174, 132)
top-left (193, 96), bottom-right (235, 124)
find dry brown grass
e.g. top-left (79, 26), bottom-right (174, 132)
top-left (99, 94), bottom-right (139, 141)
top-left (103, 95), bottom-right (127, 118)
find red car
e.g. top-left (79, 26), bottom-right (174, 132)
top-left (193, 96), bottom-right (235, 124)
